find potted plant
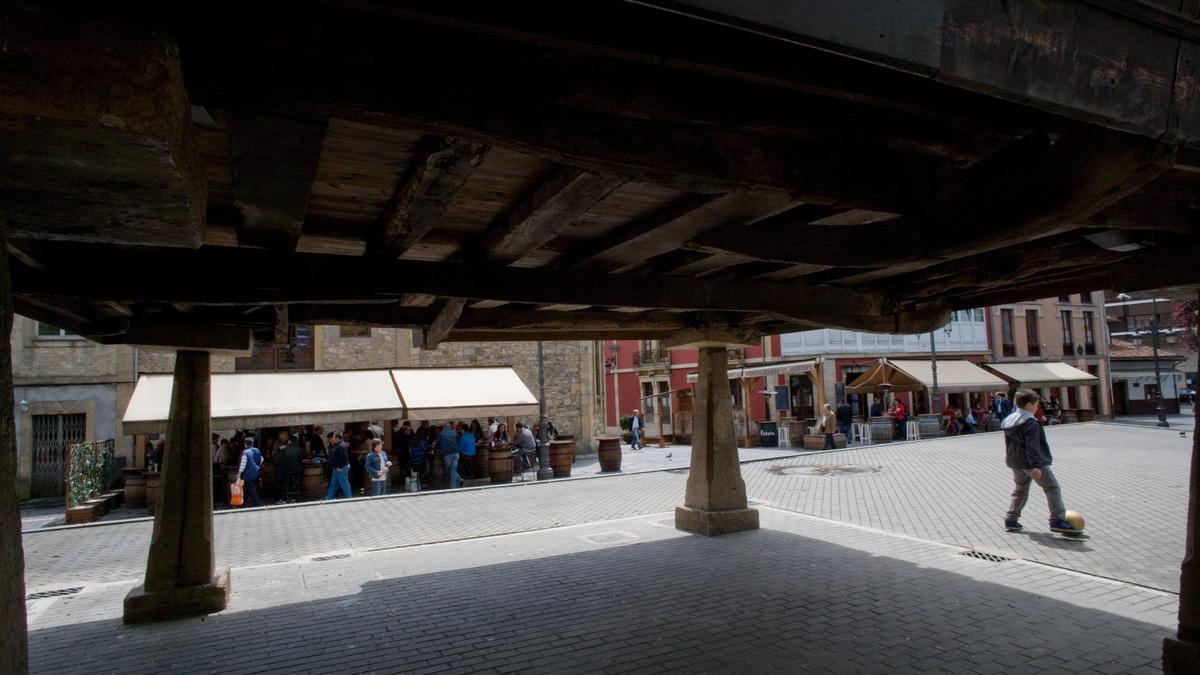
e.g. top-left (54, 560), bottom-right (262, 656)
top-left (619, 415), bottom-right (633, 444)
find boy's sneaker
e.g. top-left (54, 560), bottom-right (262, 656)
top-left (1050, 518), bottom-right (1082, 534)
top-left (1004, 519), bottom-right (1023, 532)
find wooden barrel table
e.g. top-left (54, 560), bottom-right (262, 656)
top-left (868, 417), bottom-right (895, 442)
top-left (430, 454), bottom-right (446, 486)
top-left (124, 470), bottom-right (147, 508)
top-left (300, 463), bottom-right (325, 500)
top-left (557, 435), bottom-right (577, 462)
top-left (489, 449), bottom-right (513, 484)
top-left (549, 440), bottom-right (572, 478)
top-left (1061, 410), bottom-right (1079, 425)
top-left (145, 472), bottom-right (160, 514)
top-left (597, 436), bottom-right (622, 472)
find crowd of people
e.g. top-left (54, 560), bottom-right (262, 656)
top-left (197, 417), bottom-right (554, 507)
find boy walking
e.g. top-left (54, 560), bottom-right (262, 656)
top-left (1002, 389), bottom-right (1080, 534)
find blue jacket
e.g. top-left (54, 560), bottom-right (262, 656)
top-left (409, 438), bottom-right (427, 462)
top-left (459, 431), bottom-right (476, 457)
top-left (437, 427), bottom-right (459, 456)
top-left (239, 447), bottom-right (263, 481)
top-left (364, 451), bottom-right (390, 481)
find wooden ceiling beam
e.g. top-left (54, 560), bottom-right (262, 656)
top-left (468, 167), bottom-right (622, 265)
top-left (371, 137), bottom-right (488, 258)
top-left (14, 243), bottom-right (924, 333)
top-left (423, 298), bottom-right (466, 350)
top-left (229, 113), bottom-right (328, 251)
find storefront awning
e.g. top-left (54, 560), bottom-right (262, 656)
top-left (122, 367), bottom-right (538, 434)
top-left (686, 359), bottom-right (817, 383)
top-left (846, 359), bottom-right (1006, 394)
top-left (982, 362), bottom-right (1098, 389)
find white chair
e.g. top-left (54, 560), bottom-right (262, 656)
top-left (777, 425), bottom-right (790, 447)
top-left (906, 420), bottom-right (921, 441)
top-left (807, 425), bottom-right (815, 436)
top-left (859, 423), bottom-right (872, 445)
top-left (851, 422), bottom-right (864, 443)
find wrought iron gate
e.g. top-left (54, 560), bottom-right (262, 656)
top-left (30, 413), bottom-right (86, 498)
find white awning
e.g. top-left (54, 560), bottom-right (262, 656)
top-left (686, 359), bottom-right (817, 383)
top-left (122, 367), bottom-right (538, 434)
top-left (390, 367), bottom-right (539, 420)
top-left (847, 359), bottom-right (1006, 394)
top-left (888, 360), bottom-right (1008, 394)
top-left (982, 362), bottom-right (1098, 388)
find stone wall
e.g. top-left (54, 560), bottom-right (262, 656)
top-left (416, 340), bottom-right (603, 454)
top-left (315, 326), bottom-right (412, 370)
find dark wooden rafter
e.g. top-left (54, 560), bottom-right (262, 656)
top-left (423, 298), bottom-right (466, 350)
top-left (555, 193), bottom-right (721, 270)
top-left (690, 209), bottom-right (917, 267)
top-left (1080, 175), bottom-right (1200, 235)
top-left (371, 137), bottom-right (489, 258)
top-left (467, 166), bottom-right (622, 265)
top-left (229, 113), bottom-right (328, 251)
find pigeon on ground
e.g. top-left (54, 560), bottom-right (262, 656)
top-left (666, 452), bottom-right (672, 460)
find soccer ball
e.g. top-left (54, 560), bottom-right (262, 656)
top-left (1064, 510), bottom-right (1085, 532)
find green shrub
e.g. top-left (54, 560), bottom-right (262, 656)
top-left (619, 415), bottom-right (632, 431)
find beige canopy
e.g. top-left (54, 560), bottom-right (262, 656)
top-left (982, 362), bottom-right (1099, 389)
top-left (847, 359), bottom-right (1007, 394)
top-left (686, 359), bottom-right (818, 383)
top-left (122, 367), bottom-right (538, 434)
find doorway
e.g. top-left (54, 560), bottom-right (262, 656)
top-left (30, 413), bottom-right (87, 498)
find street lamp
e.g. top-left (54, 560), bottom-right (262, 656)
top-left (536, 340), bottom-right (554, 480)
top-left (929, 321), bottom-right (954, 415)
top-left (1117, 292), bottom-right (1169, 428)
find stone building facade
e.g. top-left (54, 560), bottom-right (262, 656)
top-left (11, 313), bottom-right (601, 498)
top-left (416, 340), bottom-right (604, 454)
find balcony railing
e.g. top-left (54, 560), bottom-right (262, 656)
top-left (632, 349), bottom-right (670, 369)
top-left (1027, 344), bottom-right (1041, 357)
top-left (726, 347), bottom-right (746, 361)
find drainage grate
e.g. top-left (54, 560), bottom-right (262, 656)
top-left (959, 550), bottom-right (1012, 563)
top-left (311, 553), bottom-right (352, 562)
top-left (27, 587), bottom-right (82, 600)
top-left (580, 531), bottom-right (638, 545)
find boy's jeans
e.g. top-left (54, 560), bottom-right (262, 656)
top-left (445, 453), bottom-right (461, 489)
top-left (1006, 465), bottom-right (1066, 521)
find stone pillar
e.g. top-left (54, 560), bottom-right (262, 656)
top-left (0, 221), bottom-right (30, 672)
top-left (1165, 292), bottom-right (1200, 672)
top-left (124, 350), bottom-right (229, 623)
top-left (676, 346), bottom-right (759, 536)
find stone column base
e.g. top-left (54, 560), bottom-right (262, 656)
top-left (675, 505), bottom-right (759, 536)
top-left (1164, 637), bottom-right (1200, 673)
top-left (123, 569), bottom-right (230, 624)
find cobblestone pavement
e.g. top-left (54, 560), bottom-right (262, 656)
top-left (1113, 403), bottom-right (1195, 429)
top-left (21, 471), bottom-right (688, 593)
top-left (741, 423), bottom-right (1193, 592)
top-left (27, 508), bottom-right (1175, 674)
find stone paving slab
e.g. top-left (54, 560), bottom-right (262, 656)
top-left (739, 423), bottom-right (1192, 592)
top-left (21, 471), bottom-right (688, 592)
top-left (26, 508), bottom-right (1175, 674)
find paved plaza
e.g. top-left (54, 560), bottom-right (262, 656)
top-left (21, 423), bottom-right (1195, 672)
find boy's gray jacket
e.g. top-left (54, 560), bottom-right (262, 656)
top-left (1002, 411), bottom-right (1052, 469)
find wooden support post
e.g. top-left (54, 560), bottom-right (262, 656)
top-left (0, 218), bottom-right (30, 673)
top-left (1164, 290), bottom-right (1200, 673)
top-left (124, 350), bottom-right (229, 623)
top-left (675, 346), bottom-right (759, 536)
top-left (658, 393), bottom-right (666, 449)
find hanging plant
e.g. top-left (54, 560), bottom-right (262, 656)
top-left (66, 439), bottom-right (117, 507)
top-left (1173, 299), bottom-right (1199, 353)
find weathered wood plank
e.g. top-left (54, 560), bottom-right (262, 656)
top-left (424, 298), bottom-right (466, 350)
top-left (470, 167), bottom-right (622, 264)
top-left (371, 138), bottom-right (488, 258)
top-left (229, 114), bottom-right (328, 251)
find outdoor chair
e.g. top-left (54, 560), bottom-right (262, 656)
top-left (777, 425), bottom-right (790, 447)
top-left (906, 420), bottom-right (921, 441)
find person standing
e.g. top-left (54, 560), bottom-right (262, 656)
top-left (630, 409), bottom-right (644, 450)
top-left (305, 425), bottom-right (326, 459)
top-left (275, 434), bottom-right (304, 502)
top-left (992, 392), bottom-right (1012, 419)
top-left (364, 439), bottom-right (391, 497)
top-left (458, 422), bottom-right (477, 480)
top-left (1002, 389), bottom-right (1080, 534)
top-left (437, 422), bottom-right (461, 489)
top-left (237, 435), bottom-right (264, 507)
top-left (324, 432), bottom-right (353, 500)
top-left (869, 399), bottom-right (883, 418)
top-left (210, 432), bottom-right (221, 464)
top-left (817, 403), bottom-right (838, 450)
top-left (486, 417), bottom-right (499, 442)
top-left (889, 397), bottom-right (908, 440)
top-left (835, 399), bottom-right (852, 439)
